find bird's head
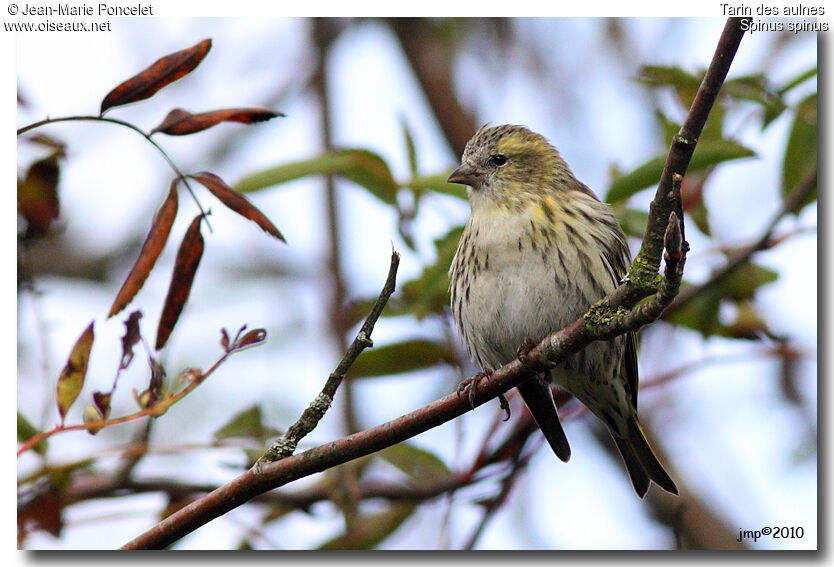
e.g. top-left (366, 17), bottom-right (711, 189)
top-left (447, 124), bottom-right (575, 211)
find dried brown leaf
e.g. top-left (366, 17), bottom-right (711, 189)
top-left (92, 391), bottom-right (112, 417)
top-left (155, 214), bottom-right (205, 350)
top-left (56, 322), bottom-right (95, 424)
top-left (25, 134), bottom-right (66, 154)
top-left (151, 107), bottom-right (283, 136)
top-left (109, 181), bottom-right (179, 318)
top-left (100, 39), bottom-right (212, 114)
top-left (119, 310), bottom-right (143, 369)
top-left (148, 356), bottom-right (166, 392)
top-left (17, 154), bottom-right (60, 237)
top-left (190, 172), bottom-right (285, 241)
top-left (236, 328), bottom-right (267, 350)
top-left (17, 482), bottom-right (63, 540)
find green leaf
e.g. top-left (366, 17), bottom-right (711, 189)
top-left (399, 226), bottom-right (463, 319)
top-left (56, 322), bottom-right (94, 424)
top-left (723, 74), bottom-right (787, 128)
top-left (348, 339), bottom-right (456, 379)
top-left (721, 301), bottom-right (772, 340)
top-left (318, 503), bottom-right (417, 550)
top-left (400, 116), bottom-right (418, 177)
top-left (214, 405), bottom-right (278, 442)
top-left (611, 206), bottom-right (648, 239)
top-left (700, 98), bottom-right (726, 140)
top-left (782, 93), bottom-right (817, 213)
top-left (606, 138), bottom-right (755, 204)
top-left (404, 173), bottom-right (466, 200)
top-left (665, 263), bottom-right (778, 337)
top-left (721, 262), bottom-right (778, 301)
top-left (635, 65), bottom-right (702, 108)
top-left (343, 226), bottom-right (464, 325)
top-left (688, 193), bottom-right (712, 237)
top-left (664, 283), bottom-right (723, 336)
top-left (778, 66), bottom-right (817, 96)
top-left (378, 442), bottom-right (451, 483)
top-left (654, 110), bottom-right (681, 144)
top-left (18, 412), bottom-right (48, 456)
top-left (235, 149), bottom-right (399, 205)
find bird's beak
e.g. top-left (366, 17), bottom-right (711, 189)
top-left (447, 164), bottom-right (479, 186)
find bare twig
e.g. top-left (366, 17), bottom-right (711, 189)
top-left (462, 449), bottom-right (532, 550)
top-left (667, 164), bottom-right (817, 313)
top-left (256, 250), bottom-right (401, 465)
top-left (17, 330), bottom-right (265, 456)
top-left (18, 115), bottom-right (211, 224)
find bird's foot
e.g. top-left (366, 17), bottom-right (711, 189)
top-left (457, 372), bottom-right (488, 409)
top-left (516, 337), bottom-right (540, 371)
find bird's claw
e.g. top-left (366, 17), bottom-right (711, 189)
top-left (516, 337), bottom-right (539, 370)
top-left (457, 372), bottom-right (488, 409)
top-left (498, 393), bottom-right (511, 421)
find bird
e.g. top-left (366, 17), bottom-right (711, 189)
top-left (447, 124), bottom-right (678, 497)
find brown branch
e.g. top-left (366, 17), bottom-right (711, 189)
top-left (610, 17), bottom-right (750, 309)
top-left (61, 470), bottom-right (472, 511)
top-left (389, 19), bottom-right (476, 157)
top-left (120, 18), bottom-right (748, 550)
top-left (311, 18), bottom-right (363, 534)
top-left (667, 164), bottom-right (817, 314)
top-left (17, 115), bottom-right (211, 224)
top-left (462, 445), bottom-right (531, 550)
top-left (256, 250), bottom-right (400, 464)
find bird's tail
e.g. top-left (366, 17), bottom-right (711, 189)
top-left (517, 379), bottom-right (571, 462)
top-left (613, 415), bottom-right (678, 498)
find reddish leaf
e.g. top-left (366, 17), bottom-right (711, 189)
top-left (100, 39), bottom-right (212, 114)
top-left (109, 182), bottom-right (179, 318)
top-left (17, 154), bottom-right (60, 237)
top-left (148, 356), bottom-right (166, 392)
top-left (26, 134), bottom-right (66, 154)
top-left (92, 391), bottom-right (112, 417)
top-left (151, 107), bottom-right (284, 136)
top-left (18, 483), bottom-right (63, 541)
top-left (155, 214), bottom-right (206, 350)
top-left (236, 328), bottom-right (267, 350)
top-left (190, 172), bottom-right (285, 241)
top-left (119, 310), bottom-right (143, 369)
top-left (56, 321), bottom-right (95, 424)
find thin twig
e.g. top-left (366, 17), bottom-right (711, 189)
top-left (17, 114), bottom-right (211, 227)
top-left (256, 250), bottom-right (401, 465)
top-left (610, 17), bottom-right (751, 310)
top-left (17, 332), bottom-right (261, 456)
top-left (668, 164), bottom-right (817, 313)
top-left (462, 451), bottom-right (532, 550)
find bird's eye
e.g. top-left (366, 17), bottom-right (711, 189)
top-left (489, 154), bottom-right (508, 167)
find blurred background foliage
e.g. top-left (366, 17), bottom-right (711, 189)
top-left (17, 18), bottom-right (816, 549)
